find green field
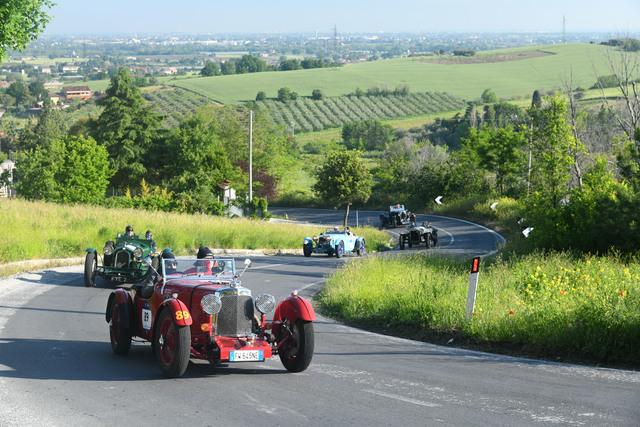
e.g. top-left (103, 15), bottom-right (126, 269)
top-left (0, 199), bottom-right (390, 265)
top-left (257, 92), bottom-right (465, 132)
top-left (320, 253), bottom-right (640, 366)
top-left (170, 44), bottom-right (631, 104)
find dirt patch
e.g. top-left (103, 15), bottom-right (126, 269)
top-left (418, 49), bottom-right (556, 65)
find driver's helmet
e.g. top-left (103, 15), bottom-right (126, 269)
top-left (333, 226), bottom-right (339, 232)
top-left (197, 246), bottom-right (214, 259)
top-left (145, 230), bottom-right (153, 240)
top-left (125, 224), bottom-right (134, 237)
top-left (161, 248), bottom-right (177, 273)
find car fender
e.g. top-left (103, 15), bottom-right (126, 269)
top-left (158, 298), bottom-right (193, 327)
top-left (86, 247), bottom-right (97, 254)
top-left (303, 237), bottom-right (313, 246)
top-left (273, 295), bottom-right (317, 324)
top-left (105, 288), bottom-right (132, 325)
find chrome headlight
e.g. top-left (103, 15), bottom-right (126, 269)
top-left (201, 293), bottom-right (222, 315)
top-left (133, 247), bottom-right (143, 260)
top-left (255, 294), bottom-right (276, 314)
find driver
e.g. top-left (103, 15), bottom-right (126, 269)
top-left (195, 246), bottom-right (225, 275)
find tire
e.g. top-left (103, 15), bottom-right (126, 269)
top-left (279, 320), bottom-right (314, 373)
top-left (154, 308), bottom-right (191, 378)
top-left (399, 236), bottom-right (405, 250)
top-left (334, 241), bottom-right (344, 258)
top-left (303, 244), bottom-right (312, 257)
top-left (109, 299), bottom-right (132, 356)
top-left (84, 252), bottom-right (97, 287)
top-left (356, 240), bottom-right (365, 256)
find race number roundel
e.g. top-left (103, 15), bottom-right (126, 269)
top-left (142, 301), bottom-right (152, 330)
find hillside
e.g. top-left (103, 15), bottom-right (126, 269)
top-left (256, 92), bottom-right (465, 132)
top-left (170, 44), bottom-right (628, 104)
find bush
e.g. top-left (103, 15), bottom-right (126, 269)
top-left (255, 91), bottom-right (266, 101)
top-left (311, 89), bottom-right (324, 100)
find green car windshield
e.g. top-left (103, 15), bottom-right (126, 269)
top-left (162, 258), bottom-right (236, 279)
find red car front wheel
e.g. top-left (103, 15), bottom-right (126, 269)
top-left (279, 319), bottom-right (314, 373)
top-left (154, 308), bottom-right (191, 378)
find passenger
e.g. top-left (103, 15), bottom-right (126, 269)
top-left (124, 224), bottom-right (134, 238)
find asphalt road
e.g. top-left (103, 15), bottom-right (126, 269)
top-left (0, 212), bottom-right (638, 426)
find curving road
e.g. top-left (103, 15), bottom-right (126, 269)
top-left (0, 211), bottom-right (638, 426)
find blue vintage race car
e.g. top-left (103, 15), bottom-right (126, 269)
top-left (303, 229), bottom-right (366, 258)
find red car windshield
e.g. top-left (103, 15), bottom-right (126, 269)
top-left (162, 258), bottom-right (236, 279)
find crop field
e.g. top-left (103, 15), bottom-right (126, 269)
top-left (170, 44), bottom-right (632, 104)
top-left (144, 86), bottom-right (216, 127)
top-left (257, 92), bottom-right (465, 132)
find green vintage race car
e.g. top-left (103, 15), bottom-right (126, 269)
top-left (84, 229), bottom-right (162, 287)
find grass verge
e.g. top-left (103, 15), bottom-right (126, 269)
top-left (0, 199), bottom-right (390, 264)
top-left (319, 252), bottom-right (640, 367)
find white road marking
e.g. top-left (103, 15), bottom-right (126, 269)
top-left (364, 389), bottom-right (442, 408)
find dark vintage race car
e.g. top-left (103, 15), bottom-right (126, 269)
top-left (379, 204), bottom-right (413, 229)
top-left (399, 222), bottom-right (438, 249)
top-left (105, 257), bottom-right (315, 378)
top-left (84, 232), bottom-right (160, 287)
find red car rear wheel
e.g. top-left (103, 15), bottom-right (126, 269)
top-left (154, 308), bottom-right (191, 378)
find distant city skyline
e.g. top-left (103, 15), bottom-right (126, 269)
top-left (44, 0), bottom-right (640, 35)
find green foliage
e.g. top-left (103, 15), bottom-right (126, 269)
top-left (15, 135), bottom-right (112, 204)
top-left (235, 55), bottom-right (268, 74)
top-left (0, 198), bottom-right (390, 263)
top-left (277, 87), bottom-right (298, 101)
top-left (18, 104), bottom-right (68, 151)
top-left (342, 120), bottom-right (394, 151)
top-left (311, 89), bottom-right (324, 100)
top-left (313, 150), bottom-right (372, 207)
top-left (220, 61), bottom-right (236, 75)
top-left (320, 253), bottom-right (640, 366)
top-left (592, 74), bottom-right (620, 89)
top-left (0, 0), bottom-right (52, 59)
top-left (480, 88), bottom-right (498, 103)
top-left (279, 58), bottom-right (301, 71)
top-left (200, 61), bottom-right (221, 77)
top-left (462, 125), bottom-right (526, 195)
top-left (255, 91), bottom-right (266, 101)
top-left (528, 95), bottom-right (581, 207)
top-left (92, 68), bottom-right (161, 190)
top-left (6, 80), bottom-right (29, 107)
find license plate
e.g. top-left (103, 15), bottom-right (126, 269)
top-left (229, 350), bottom-right (264, 362)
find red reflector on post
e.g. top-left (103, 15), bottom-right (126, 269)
top-left (470, 257), bottom-right (481, 274)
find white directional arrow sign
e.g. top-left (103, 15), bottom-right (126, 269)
top-left (522, 227), bottom-right (534, 238)
top-left (517, 217), bottom-right (525, 225)
top-left (490, 202), bottom-right (499, 211)
top-left (435, 196), bottom-right (443, 205)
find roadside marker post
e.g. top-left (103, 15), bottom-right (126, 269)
top-left (466, 257), bottom-right (481, 320)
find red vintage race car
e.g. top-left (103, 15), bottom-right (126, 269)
top-left (105, 257), bottom-right (315, 378)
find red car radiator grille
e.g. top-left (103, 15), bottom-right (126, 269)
top-left (216, 295), bottom-right (254, 337)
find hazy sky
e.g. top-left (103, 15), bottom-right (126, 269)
top-left (45, 0), bottom-right (640, 34)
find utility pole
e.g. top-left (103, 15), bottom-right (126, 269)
top-left (562, 16), bottom-right (566, 44)
top-left (249, 110), bottom-right (253, 202)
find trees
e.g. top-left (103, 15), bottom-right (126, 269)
top-left (220, 61), bottom-right (236, 75)
top-left (15, 135), bottom-right (111, 203)
top-left (91, 68), bottom-right (161, 190)
top-left (0, 0), bottom-right (52, 59)
top-left (311, 89), bottom-right (324, 100)
top-left (18, 103), bottom-right (67, 151)
top-left (313, 150), bottom-right (372, 225)
top-left (6, 81), bottom-right (29, 107)
top-left (279, 58), bottom-right (301, 71)
top-left (481, 88), bottom-right (498, 104)
top-left (277, 87), bottom-right (298, 101)
top-left (200, 61), bottom-right (221, 77)
top-left (342, 120), bottom-right (394, 151)
top-left (236, 55), bottom-right (267, 74)
top-left (28, 80), bottom-right (48, 101)
top-left (255, 91), bottom-right (267, 101)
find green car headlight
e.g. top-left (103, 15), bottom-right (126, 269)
top-left (133, 247), bottom-right (143, 260)
top-left (201, 293), bottom-right (222, 315)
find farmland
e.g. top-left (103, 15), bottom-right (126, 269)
top-left (256, 92), bottom-right (465, 132)
top-left (143, 86), bottom-right (215, 127)
top-left (170, 44), bottom-right (628, 104)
